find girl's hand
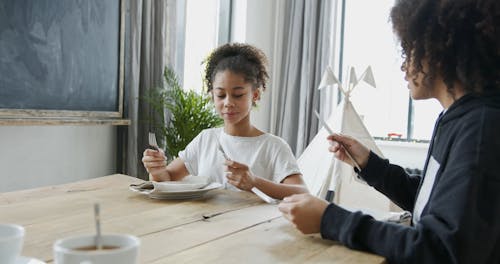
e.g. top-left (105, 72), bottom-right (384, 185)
top-left (327, 133), bottom-right (370, 170)
top-left (278, 193), bottom-right (329, 234)
top-left (142, 148), bottom-right (169, 181)
top-left (224, 160), bottom-right (256, 191)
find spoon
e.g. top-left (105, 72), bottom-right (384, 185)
top-left (94, 203), bottom-right (102, 250)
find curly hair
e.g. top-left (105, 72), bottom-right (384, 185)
top-left (203, 43), bottom-right (269, 93)
top-left (390, 0), bottom-right (499, 95)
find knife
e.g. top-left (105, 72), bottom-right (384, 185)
top-left (216, 136), bottom-right (276, 204)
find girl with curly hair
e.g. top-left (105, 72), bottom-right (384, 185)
top-left (279, 0), bottom-right (500, 262)
top-left (142, 43), bottom-right (308, 199)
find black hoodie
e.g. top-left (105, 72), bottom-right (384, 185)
top-left (320, 92), bottom-right (500, 263)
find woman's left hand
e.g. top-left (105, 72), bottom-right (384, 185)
top-left (224, 160), bottom-right (256, 191)
top-left (278, 193), bottom-right (329, 234)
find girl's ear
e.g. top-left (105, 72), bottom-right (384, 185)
top-left (253, 87), bottom-right (261, 102)
top-left (252, 87), bottom-right (261, 107)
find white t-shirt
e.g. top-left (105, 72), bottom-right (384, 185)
top-left (178, 127), bottom-right (301, 190)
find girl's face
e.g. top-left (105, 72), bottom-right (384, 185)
top-left (211, 70), bottom-right (260, 126)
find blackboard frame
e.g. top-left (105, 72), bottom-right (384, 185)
top-left (0, 0), bottom-right (126, 121)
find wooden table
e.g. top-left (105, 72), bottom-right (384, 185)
top-left (0, 174), bottom-right (385, 263)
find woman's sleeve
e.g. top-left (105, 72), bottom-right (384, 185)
top-left (320, 110), bottom-right (500, 263)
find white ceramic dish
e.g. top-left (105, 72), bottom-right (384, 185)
top-left (15, 256), bottom-right (46, 264)
top-left (53, 234), bottom-right (139, 264)
top-left (130, 182), bottom-right (222, 200)
top-left (0, 223), bottom-right (25, 264)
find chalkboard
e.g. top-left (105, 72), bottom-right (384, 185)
top-left (0, 0), bottom-right (125, 119)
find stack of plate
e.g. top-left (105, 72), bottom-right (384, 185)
top-left (129, 176), bottom-right (222, 200)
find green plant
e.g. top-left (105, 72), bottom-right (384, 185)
top-left (146, 67), bottom-right (223, 161)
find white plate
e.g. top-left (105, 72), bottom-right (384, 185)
top-left (16, 256), bottom-right (46, 264)
top-left (130, 182), bottom-right (222, 200)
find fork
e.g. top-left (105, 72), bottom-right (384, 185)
top-left (215, 136), bottom-right (230, 161)
top-left (148, 132), bottom-right (160, 151)
top-left (216, 135), bottom-right (276, 204)
top-left (215, 136), bottom-right (229, 190)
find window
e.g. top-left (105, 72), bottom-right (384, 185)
top-left (182, 0), bottom-right (231, 94)
top-left (340, 0), bottom-right (441, 141)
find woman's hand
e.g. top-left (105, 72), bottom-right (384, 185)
top-left (142, 149), bottom-right (169, 181)
top-left (278, 193), bottom-right (329, 234)
top-left (327, 133), bottom-right (370, 170)
top-left (224, 160), bottom-right (256, 191)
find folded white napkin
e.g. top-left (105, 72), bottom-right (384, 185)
top-left (130, 176), bottom-right (210, 193)
top-left (344, 206), bottom-right (412, 225)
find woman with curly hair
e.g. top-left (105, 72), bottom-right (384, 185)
top-left (279, 0), bottom-right (500, 262)
top-left (142, 43), bottom-right (308, 199)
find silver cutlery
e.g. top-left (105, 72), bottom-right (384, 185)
top-left (216, 135), bottom-right (276, 204)
top-left (94, 203), bottom-right (102, 250)
top-left (313, 110), bottom-right (362, 172)
top-left (148, 132), bottom-right (160, 151)
top-left (216, 136), bottom-right (230, 161)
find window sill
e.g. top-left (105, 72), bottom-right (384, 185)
top-left (375, 139), bottom-right (429, 149)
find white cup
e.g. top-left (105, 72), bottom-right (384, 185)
top-left (53, 234), bottom-right (140, 264)
top-left (0, 223), bottom-right (25, 264)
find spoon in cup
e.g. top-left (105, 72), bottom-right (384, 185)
top-left (94, 203), bottom-right (103, 250)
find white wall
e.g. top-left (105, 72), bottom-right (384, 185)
top-left (0, 126), bottom-right (116, 192)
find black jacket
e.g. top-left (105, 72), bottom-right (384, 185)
top-left (320, 92), bottom-right (500, 263)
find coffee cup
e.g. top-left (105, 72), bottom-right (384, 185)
top-left (0, 223), bottom-right (25, 264)
top-left (53, 234), bottom-right (140, 264)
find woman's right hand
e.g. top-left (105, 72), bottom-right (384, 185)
top-left (142, 149), bottom-right (169, 181)
top-left (327, 133), bottom-right (370, 170)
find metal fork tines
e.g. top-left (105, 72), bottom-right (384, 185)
top-left (148, 132), bottom-right (160, 151)
top-left (216, 136), bottom-right (230, 161)
top-left (217, 143), bottom-right (230, 161)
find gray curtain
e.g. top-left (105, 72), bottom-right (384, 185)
top-left (270, 0), bottom-right (336, 156)
top-left (120, 0), bottom-right (179, 179)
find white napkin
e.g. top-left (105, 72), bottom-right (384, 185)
top-left (344, 206), bottom-right (412, 225)
top-left (153, 176), bottom-right (210, 192)
top-left (130, 176), bottom-right (210, 193)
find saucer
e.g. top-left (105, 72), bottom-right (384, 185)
top-left (16, 256), bottom-right (46, 264)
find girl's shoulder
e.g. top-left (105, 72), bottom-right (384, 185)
top-left (258, 133), bottom-right (294, 153)
top-left (261, 133), bottom-right (287, 145)
top-left (199, 127), bottom-right (223, 138)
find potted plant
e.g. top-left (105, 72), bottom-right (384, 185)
top-left (146, 67), bottom-right (223, 161)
